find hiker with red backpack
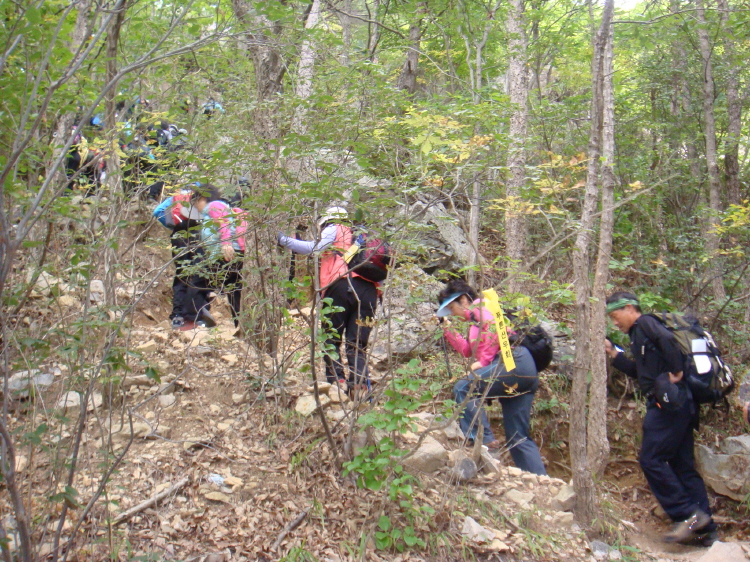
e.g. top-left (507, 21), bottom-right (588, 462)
top-left (277, 206), bottom-right (391, 398)
top-left (605, 291), bottom-right (724, 546)
top-left (437, 279), bottom-right (548, 475)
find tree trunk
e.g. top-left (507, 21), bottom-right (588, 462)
top-left (291, 0), bottom-right (322, 135)
top-left (569, 0), bottom-right (614, 525)
top-left (504, 0), bottom-right (528, 294)
top-left (695, 0), bottom-right (726, 302)
top-left (104, 3), bottom-right (126, 193)
top-left (397, 3), bottom-right (426, 94)
top-left (367, 0), bottom-right (381, 62)
top-left (587, 18), bottom-right (614, 478)
top-left (716, 0), bottom-right (741, 206)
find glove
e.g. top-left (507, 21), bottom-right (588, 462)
top-left (221, 244), bottom-right (235, 262)
top-left (277, 232), bottom-right (287, 247)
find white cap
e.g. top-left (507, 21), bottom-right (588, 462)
top-left (318, 206), bottom-right (348, 226)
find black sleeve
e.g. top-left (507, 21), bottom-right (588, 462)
top-left (612, 353), bottom-right (637, 379)
top-left (638, 315), bottom-right (684, 374)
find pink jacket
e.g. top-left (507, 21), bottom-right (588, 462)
top-left (443, 299), bottom-right (500, 367)
top-left (205, 201), bottom-right (247, 252)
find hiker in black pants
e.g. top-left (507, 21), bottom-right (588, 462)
top-left (170, 185), bottom-right (221, 330)
top-left (605, 291), bottom-right (717, 546)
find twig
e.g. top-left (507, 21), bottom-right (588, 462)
top-left (271, 509), bottom-right (309, 552)
top-left (112, 477), bottom-right (189, 525)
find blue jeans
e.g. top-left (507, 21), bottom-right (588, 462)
top-left (452, 346), bottom-right (547, 475)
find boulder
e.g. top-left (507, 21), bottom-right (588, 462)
top-left (720, 435), bottom-right (750, 456)
top-left (6, 370), bottom-right (54, 399)
top-left (307, 382), bottom-right (332, 393)
top-left (461, 516), bottom-right (494, 544)
top-left (328, 385), bottom-right (349, 403)
top-left (403, 436), bottom-right (448, 473)
top-left (695, 542), bottom-right (746, 562)
top-left (696, 442), bottom-right (750, 501)
top-left (590, 540), bottom-right (611, 561)
top-left (295, 394), bottom-right (330, 416)
top-left (57, 295), bottom-right (78, 308)
top-left (31, 271), bottom-right (61, 297)
top-left (552, 484), bottom-right (576, 512)
top-left (549, 511), bottom-right (575, 530)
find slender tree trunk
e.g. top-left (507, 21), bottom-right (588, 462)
top-left (397, 3), bottom-right (426, 94)
top-left (569, 0), bottom-right (614, 525)
top-left (291, 0), bottom-right (322, 135)
top-left (505, 0), bottom-right (528, 293)
top-left (587, 19), bottom-right (614, 477)
top-left (367, 0), bottom-right (381, 62)
top-left (339, 0), bottom-right (352, 67)
top-left (695, 0), bottom-right (726, 302)
top-left (104, 3), bottom-right (126, 193)
top-left (716, 0), bottom-right (741, 206)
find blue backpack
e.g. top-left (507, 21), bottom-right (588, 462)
top-left (153, 196), bottom-right (174, 228)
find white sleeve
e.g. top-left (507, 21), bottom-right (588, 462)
top-left (279, 224), bottom-right (338, 255)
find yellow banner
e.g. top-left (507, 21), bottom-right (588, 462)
top-left (481, 288), bottom-right (516, 372)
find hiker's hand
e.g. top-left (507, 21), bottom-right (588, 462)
top-left (668, 371), bottom-right (683, 384)
top-left (277, 232), bottom-right (286, 247)
top-left (222, 244), bottom-right (235, 262)
top-left (470, 361), bottom-right (482, 372)
top-left (604, 339), bottom-right (619, 359)
top-left (436, 315), bottom-right (450, 327)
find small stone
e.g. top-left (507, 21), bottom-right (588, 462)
top-left (6, 370), bottom-right (54, 399)
top-left (328, 385), bottom-right (349, 403)
top-left (295, 394), bottom-right (330, 416)
top-left (552, 484), bottom-right (577, 512)
top-left (299, 307), bottom-right (312, 315)
top-left (217, 422), bottom-right (231, 431)
top-left (505, 489), bottom-right (534, 508)
top-left (158, 394), bottom-right (176, 408)
top-left (89, 280), bottom-right (105, 303)
top-left (488, 539), bottom-right (510, 552)
top-left (608, 550), bottom-right (622, 561)
top-left (591, 540), bottom-right (610, 561)
top-left (183, 438), bottom-right (211, 451)
top-left (437, 420), bottom-right (463, 440)
top-left (450, 455), bottom-right (478, 482)
top-left (550, 511), bottom-right (575, 529)
top-left (232, 393), bottom-right (245, 405)
top-left (695, 541), bottom-right (746, 562)
top-left (221, 354), bottom-right (238, 366)
top-left (461, 516), bottom-right (494, 544)
top-left (137, 340), bottom-right (158, 354)
top-left (403, 437), bottom-right (448, 473)
top-left (479, 448), bottom-right (502, 474)
top-left (203, 491), bottom-right (230, 503)
top-left (15, 455), bottom-right (28, 472)
top-left (57, 295), bottom-right (78, 308)
top-left (326, 409), bottom-right (347, 422)
top-left (307, 382), bottom-right (332, 393)
top-left (152, 332), bottom-right (168, 343)
top-left (521, 472), bottom-right (538, 484)
top-left (56, 391), bottom-right (102, 414)
top-left (224, 476), bottom-right (242, 487)
top-left (507, 466), bottom-right (523, 476)
top-left (209, 405), bottom-right (221, 414)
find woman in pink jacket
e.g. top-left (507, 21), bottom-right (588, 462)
top-left (438, 279), bottom-right (546, 475)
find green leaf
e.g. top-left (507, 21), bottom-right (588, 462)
top-left (378, 515), bottom-right (390, 531)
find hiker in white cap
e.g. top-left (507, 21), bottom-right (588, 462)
top-left (278, 206), bottom-right (379, 398)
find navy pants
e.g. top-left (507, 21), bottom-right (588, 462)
top-left (453, 346), bottom-right (547, 475)
top-left (640, 397), bottom-right (714, 529)
top-left (322, 277), bottom-right (378, 385)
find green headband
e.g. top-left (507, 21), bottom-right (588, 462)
top-left (606, 298), bottom-right (639, 314)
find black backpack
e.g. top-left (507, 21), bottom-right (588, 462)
top-left (508, 320), bottom-right (554, 373)
top-left (648, 312), bottom-right (734, 404)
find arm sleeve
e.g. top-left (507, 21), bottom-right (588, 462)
top-left (279, 225), bottom-right (337, 255)
top-left (214, 208), bottom-right (232, 244)
top-left (612, 352), bottom-right (637, 379)
top-left (639, 316), bottom-right (684, 374)
top-left (444, 327), bottom-right (473, 358)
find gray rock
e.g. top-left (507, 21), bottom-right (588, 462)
top-left (505, 489), bottom-right (534, 507)
top-left (720, 435), bottom-right (750, 456)
top-left (6, 370), bottom-right (54, 399)
top-left (590, 540), bottom-right (610, 561)
top-left (608, 550), bottom-right (622, 561)
top-left (550, 511), bottom-right (575, 529)
top-left (89, 280), bottom-right (105, 303)
top-left (403, 436), bottom-right (448, 473)
top-left (461, 516), bottom-right (494, 544)
top-left (696, 443), bottom-right (750, 501)
top-left (695, 541), bottom-right (746, 562)
top-left (294, 394), bottom-right (330, 416)
top-left (56, 391), bottom-right (103, 414)
top-left (450, 456), bottom-right (478, 482)
top-left (552, 484), bottom-right (576, 511)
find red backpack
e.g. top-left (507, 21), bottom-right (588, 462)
top-left (347, 230), bottom-right (392, 283)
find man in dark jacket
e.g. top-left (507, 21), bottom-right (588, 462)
top-left (604, 291), bottom-right (717, 546)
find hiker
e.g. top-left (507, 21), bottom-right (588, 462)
top-left (169, 184), bottom-right (221, 330)
top-left (201, 200), bottom-right (247, 328)
top-left (605, 291), bottom-right (717, 546)
top-left (277, 206), bottom-right (378, 396)
top-left (65, 128), bottom-right (104, 196)
top-left (438, 280), bottom-right (547, 475)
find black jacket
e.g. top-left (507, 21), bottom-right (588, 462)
top-left (612, 314), bottom-right (684, 397)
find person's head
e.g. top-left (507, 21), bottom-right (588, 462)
top-left (190, 182), bottom-right (221, 213)
top-left (606, 291), bottom-right (642, 333)
top-left (318, 206), bottom-right (348, 228)
top-left (437, 279), bottom-right (478, 318)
